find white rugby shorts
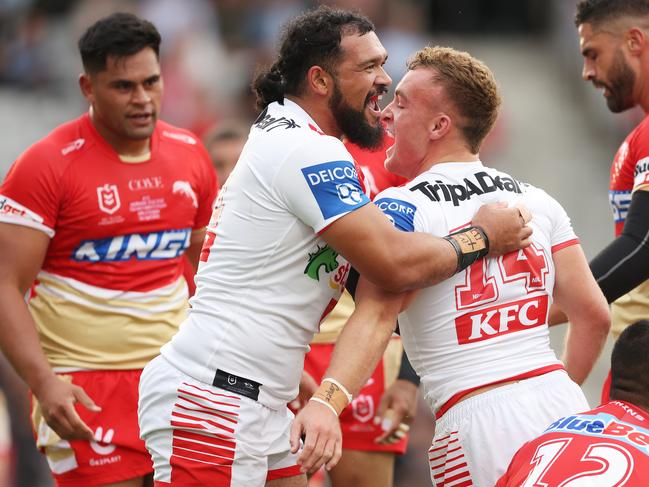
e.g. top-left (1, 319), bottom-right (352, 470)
top-left (138, 355), bottom-right (302, 486)
top-left (428, 370), bottom-right (588, 487)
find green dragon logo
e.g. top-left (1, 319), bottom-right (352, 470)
top-left (304, 245), bottom-right (339, 281)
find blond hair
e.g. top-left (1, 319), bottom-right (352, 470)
top-left (407, 46), bottom-right (501, 154)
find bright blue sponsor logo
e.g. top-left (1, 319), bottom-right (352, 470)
top-left (609, 190), bottom-right (632, 223)
top-left (301, 160), bottom-right (369, 219)
top-left (374, 197), bottom-right (416, 232)
top-left (72, 228), bottom-right (191, 262)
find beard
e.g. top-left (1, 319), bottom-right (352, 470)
top-left (329, 81), bottom-right (384, 150)
top-left (602, 50), bottom-right (636, 113)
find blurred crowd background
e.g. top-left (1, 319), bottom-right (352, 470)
top-left (0, 0), bottom-right (642, 485)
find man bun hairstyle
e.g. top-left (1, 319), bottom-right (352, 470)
top-left (575, 0), bottom-right (649, 28)
top-left (78, 12), bottom-right (161, 74)
top-left (407, 46), bottom-right (501, 154)
top-left (252, 5), bottom-right (374, 110)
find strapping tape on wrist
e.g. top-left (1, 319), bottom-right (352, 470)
top-left (309, 378), bottom-right (351, 417)
top-left (444, 226), bottom-right (490, 273)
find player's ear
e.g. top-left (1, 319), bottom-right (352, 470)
top-left (626, 27), bottom-right (646, 57)
top-left (306, 66), bottom-right (333, 97)
top-left (79, 73), bottom-right (94, 103)
top-left (429, 113), bottom-right (451, 141)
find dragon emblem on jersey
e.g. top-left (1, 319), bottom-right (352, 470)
top-left (304, 245), bottom-right (339, 281)
top-left (97, 184), bottom-right (121, 214)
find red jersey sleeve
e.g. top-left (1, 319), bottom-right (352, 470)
top-left (0, 139), bottom-right (64, 237)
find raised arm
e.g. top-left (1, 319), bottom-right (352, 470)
top-left (552, 244), bottom-right (610, 384)
top-left (322, 201), bottom-right (532, 293)
top-left (0, 223), bottom-right (99, 439)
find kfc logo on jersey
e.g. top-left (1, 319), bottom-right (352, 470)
top-left (97, 184), bottom-right (121, 215)
top-left (375, 197), bottom-right (416, 232)
top-left (172, 180), bottom-right (198, 207)
top-left (302, 160), bottom-right (370, 218)
top-left (455, 294), bottom-right (549, 344)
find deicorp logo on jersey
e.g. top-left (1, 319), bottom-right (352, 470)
top-left (375, 197), bottom-right (416, 232)
top-left (72, 228), bottom-right (191, 262)
top-left (302, 160), bottom-right (370, 219)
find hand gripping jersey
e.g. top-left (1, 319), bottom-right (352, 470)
top-left (0, 113), bottom-right (216, 370)
top-left (375, 161), bottom-right (578, 418)
top-left (497, 400), bottom-right (649, 486)
top-left (161, 99), bottom-right (371, 409)
top-left (609, 115), bottom-right (649, 339)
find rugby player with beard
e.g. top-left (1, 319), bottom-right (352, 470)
top-left (137, 6), bottom-right (532, 487)
top-left (551, 0), bottom-right (649, 402)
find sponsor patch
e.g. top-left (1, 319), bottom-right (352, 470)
top-left (375, 197), bottom-right (416, 232)
top-left (72, 228), bottom-right (191, 262)
top-left (301, 160), bottom-right (369, 219)
top-left (609, 190), bottom-right (632, 223)
top-left (0, 195), bottom-right (44, 223)
top-left (455, 294), bottom-right (549, 344)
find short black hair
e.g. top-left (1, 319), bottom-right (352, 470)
top-left (575, 0), bottom-right (649, 27)
top-left (252, 5), bottom-right (374, 110)
top-left (610, 320), bottom-right (649, 401)
top-left (78, 12), bottom-right (161, 74)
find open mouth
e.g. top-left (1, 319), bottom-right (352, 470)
top-left (366, 88), bottom-right (386, 116)
top-left (128, 112), bottom-right (154, 125)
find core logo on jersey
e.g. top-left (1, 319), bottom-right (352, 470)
top-left (72, 228), bottom-right (191, 262)
top-left (454, 294), bottom-right (549, 344)
top-left (302, 161), bottom-right (370, 218)
top-left (410, 171), bottom-right (522, 207)
top-left (609, 190), bottom-right (631, 223)
top-left (0, 195), bottom-right (44, 222)
top-left (97, 184), bottom-right (121, 215)
top-left (172, 181), bottom-right (198, 207)
top-left (375, 198), bottom-right (416, 232)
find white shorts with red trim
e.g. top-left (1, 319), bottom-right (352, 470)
top-left (428, 370), bottom-right (588, 487)
top-left (138, 355), bottom-right (302, 486)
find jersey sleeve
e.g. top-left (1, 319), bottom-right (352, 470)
top-left (192, 142), bottom-right (218, 229)
top-left (631, 121), bottom-right (649, 191)
top-left (274, 137), bottom-right (371, 233)
top-left (373, 187), bottom-right (418, 232)
top-left (543, 190), bottom-right (579, 253)
top-left (0, 141), bottom-right (59, 237)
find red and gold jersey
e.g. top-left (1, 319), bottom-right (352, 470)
top-left (497, 401), bottom-right (649, 486)
top-left (0, 113), bottom-right (217, 370)
top-left (608, 115), bottom-right (649, 338)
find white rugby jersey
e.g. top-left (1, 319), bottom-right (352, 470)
top-left (161, 99), bottom-right (370, 409)
top-left (375, 161), bottom-right (578, 418)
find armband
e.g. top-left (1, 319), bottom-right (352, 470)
top-left (309, 378), bottom-right (352, 417)
top-left (444, 226), bottom-right (490, 273)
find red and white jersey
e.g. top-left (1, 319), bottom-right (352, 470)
top-left (375, 161), bottom-right (578, 418)
top-left (497, 400), bottom-right (649, 486)
top-left (161, 99), bottom-right (371, 409)
top-left (608, 115), bottom-right (649, 339)
top-left (0, 113), bottom-right (216, 370)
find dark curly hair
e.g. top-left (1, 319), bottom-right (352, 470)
top-left (78, 12), bottom-right (161, 74)
top-left (575, 0), bottom-right (649, 27)
top-left (610, 320), bottom-right (649, 403)
top-left (252, 6), bottom-right (374, 110)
